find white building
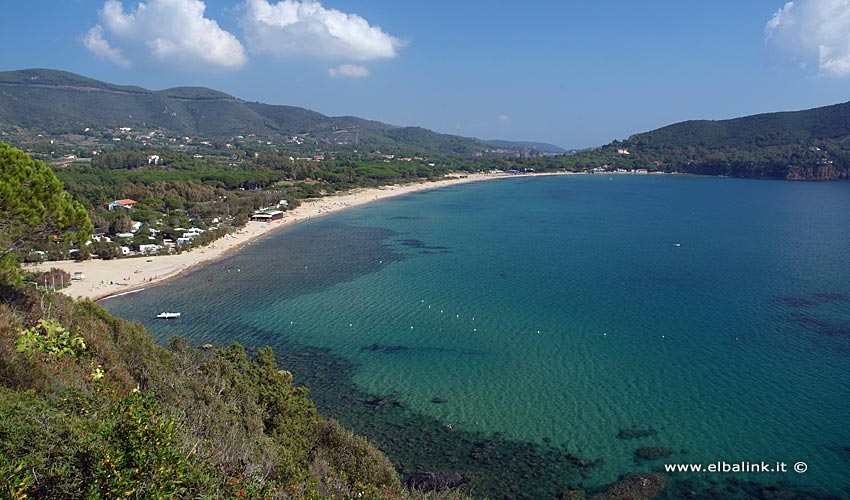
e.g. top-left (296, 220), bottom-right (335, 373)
top-left (138, 244), bottom-right (162, 255)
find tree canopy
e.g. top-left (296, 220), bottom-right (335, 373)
top-left (0, 141), bottom-right (92, 282)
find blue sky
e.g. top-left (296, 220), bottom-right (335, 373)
top-left (2, 0), bottom-right (850, 148)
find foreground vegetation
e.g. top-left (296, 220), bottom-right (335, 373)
top-left (0, 284), bottom-right (481, 499)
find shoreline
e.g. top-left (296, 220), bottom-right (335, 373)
top-left (31, 172), bottom-right (568, 302)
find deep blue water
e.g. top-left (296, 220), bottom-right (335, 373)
top-left (103, 175), bottom-right (850, 497)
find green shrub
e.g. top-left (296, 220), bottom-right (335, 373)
top-left (88, 390), bottom-right (187, 499)
top-left (314, 419), bottom-right (401, 494)
top-left (15, 318), bottom-right (87, 359)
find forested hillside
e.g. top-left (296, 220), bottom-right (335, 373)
top-left (0, 69), bottom-right (483, 155)
top-left (535, 102), bottom-right (850, 179)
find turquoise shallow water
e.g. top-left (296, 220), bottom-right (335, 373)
top-left (103, 175), bottom-right (850, 497)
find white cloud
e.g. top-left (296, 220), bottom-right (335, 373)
top-left (84, 0), bottom-right (247, 70)
top-left (328, 64), bottom-right (369, 78)
top-left (82, 25), bottom-right (131, 68)
top-left (765, 0), bottom-right (850, 77)
top-left (240, 0), bottom-right (405, 61)
top-left (498, 114), bottom-right (510, 122)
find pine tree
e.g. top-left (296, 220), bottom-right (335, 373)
top-left (0, 141), bottom-right (92, 284)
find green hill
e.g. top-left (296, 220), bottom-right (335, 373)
top-left (0, 68), bottom-right (149, 94)
top-left (629, 101), bottom-right (850, 149)
top-left (0, 68), bottom-right (485, 155)
top-left (544, 101), bottom-right (850, 179)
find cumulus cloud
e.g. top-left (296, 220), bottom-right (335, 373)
top-left (765, 0), bottom-right (850, 77)
top-left (240, 0), bottom-right (405, 61)
top-left (328, 64), bottom-right (369, 78)
top-left (84, 0), bottom-right (247, 70)
top-left (82, 25), bottom-right (131, 68)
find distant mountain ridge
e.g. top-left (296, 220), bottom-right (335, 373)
top-left (0, 68), bottom-right (551, 156)
top-left (483, 140), bottom-right (566, 154)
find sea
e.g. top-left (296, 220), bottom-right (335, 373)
top-left (102, 174), bottom-right (850, 499)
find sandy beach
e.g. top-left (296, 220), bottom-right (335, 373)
top-left (31, 172), bottom-right (560, 301)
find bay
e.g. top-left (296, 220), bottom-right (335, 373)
top-left (103, 174), bottom-right (850, 498)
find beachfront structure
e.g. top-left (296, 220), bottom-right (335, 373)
top-left (251, 210), bottom-right (284, 222)
top-left (138, 244), bottom-right (162, 255)
top-left (181, 228), bottom-right (205, 240)
top-left (108, 199), bottom-right (138, 211)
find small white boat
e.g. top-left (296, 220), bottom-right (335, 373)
top-left (156, 312), bottom-right (181, 319)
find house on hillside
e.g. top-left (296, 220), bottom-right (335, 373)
top-left (108, 199), bottom-right (138, 211)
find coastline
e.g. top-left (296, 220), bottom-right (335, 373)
top-left (31, 172), bottom-right (567, 302)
